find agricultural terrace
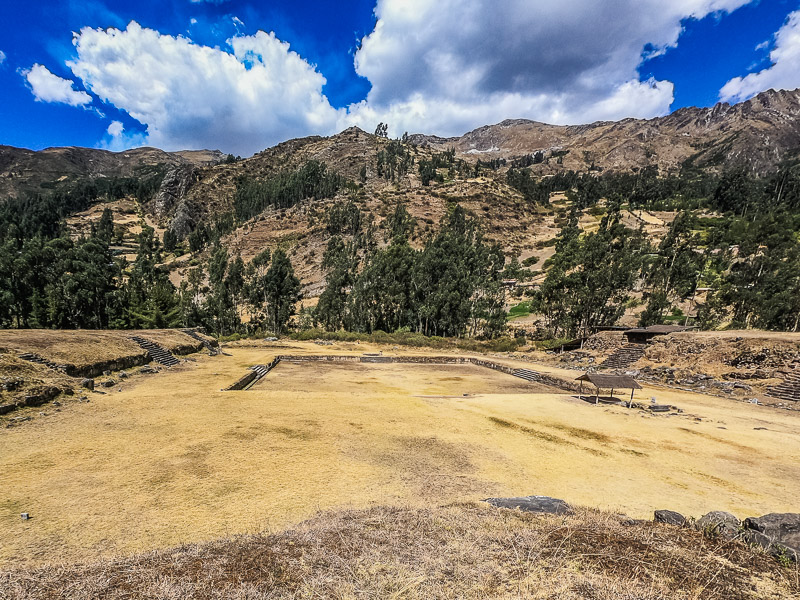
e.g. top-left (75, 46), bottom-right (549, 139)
top-left (1, 340), bottom-right (799, 568)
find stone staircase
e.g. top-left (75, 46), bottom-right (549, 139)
top-left (180, 328), bottom-right (220, 355)
top-left (242, 365), bottom-right (269, 390)
top-left (600, 343), bottom-right (647, 371)
top-left (18, 352), bottom-right (65, 372)
top-left (512, 368), bottom-right (541, 382)
top-left (130, 336), bottom-right (180, 367)
top-left (767, 364), bottom-right (800, 403)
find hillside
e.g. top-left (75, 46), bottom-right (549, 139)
top-left (410, 88), bottom-right (800, 175)
top-left (2, 89), bottom-right (800, 331)
top-left (0, 145), bottom-right (225, 200)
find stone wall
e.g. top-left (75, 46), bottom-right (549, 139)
top-left (227, 354), bottom-right (579, 394)
top-left (63, 340), bottom-right (206, 378)
top-left (226, 370), bottom-right (259, 391)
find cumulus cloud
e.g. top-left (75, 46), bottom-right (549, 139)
top-left (68, 21), bottom-right (342, 155)
top-left (720, 9), bottom-right (800, 103)
top-left (23, 64), bottom-right (92, 106)
top-left (0, 50), bottom-right (6, 65)
top-left (344, 0), bottom-right (754, 136)
top-left (107, 120), bottom-right (124, 137)
top-left (98, 119), bottom-right (146, 151)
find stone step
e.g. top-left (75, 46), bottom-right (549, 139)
top-left (512, 369), bottom-right (541, 382)
top-left (129, 336), bottom-right (180, 367)
top-left (600, 343), bottom-right (646, 370)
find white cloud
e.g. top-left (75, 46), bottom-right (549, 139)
top-left (107, 120), bottom-right (124, 137)
top-left (68, 21), bottom-right (342, 155)
top-left (0, 50), bottom-right (6, 65)
top-left (23, 63), bottom-right (92, 106)
top-left (34, 2), bottom-right (764, 154)
top-left (344, 0), bottom-right (754, 136)
top-left (720, 10), bottom-right (800, 103)
top-left (99, 119), bottom-right (147, 151)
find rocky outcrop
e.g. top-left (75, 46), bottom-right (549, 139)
top-left (0, 385), bottom-right (66, 415)
top-left (168, 198), bottom-right (196, 240)
top-left (696, 511), bottom-right (741, 539)
top-left (484, 495), bottom-right (572, 515)
top-left (654, 508), bottom-right (800, 563)
top-left (152, 165), bottom-right (196, 220)
top-left (743, 513), bottom-right (800, 561)
top-left (654, 509), bottom-right (687, 527)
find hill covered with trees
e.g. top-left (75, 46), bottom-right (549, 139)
top-left (2, 90), bottom-right (800, 338)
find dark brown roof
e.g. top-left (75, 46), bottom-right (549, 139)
top-left (575, 373), bottom-right (642, 389)
top-left (624, 325), bottom-right (690, 334)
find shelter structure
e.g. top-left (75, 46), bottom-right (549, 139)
top-left (575, 373), bottom-right (642, 406)
top-left (622, 324), bottom-right (691, 344)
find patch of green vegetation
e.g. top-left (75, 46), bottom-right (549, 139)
top-left (507, 301), bottom-right (532, 320)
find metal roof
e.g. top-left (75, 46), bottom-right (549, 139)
top-left (575, 373), bottom-right (642, 389)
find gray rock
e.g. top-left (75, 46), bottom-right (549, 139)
top-left (654, 509), bottom-right (687, 527)
top-left (118, 371), bottom-right (128, 379)
top-left (741, 529), bottom-right (773, 551)
top-left (80, 378), bottom-right (94, 391)
top-left (744, 513), bottom-right (800, 556)
top-left (484, 495), bottom-right (572, 515)
top-left (696, 511), bottom-right (740, 539)
top-left (102, 380), bottom-right (116, 388)
top-left (153, 165), bottom-right (196, 219)
top-left (169, 199), bottom-right (196, 240)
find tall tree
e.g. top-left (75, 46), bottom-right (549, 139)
top-left (263, 249), bottom-right (302, 335)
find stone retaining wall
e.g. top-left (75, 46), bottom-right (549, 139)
top-left (227, 354), bottom-right (578, 393)
top-left (61, 340), bottom-right (207, 378)
top-left (226, 370), bottom-right (259, 391)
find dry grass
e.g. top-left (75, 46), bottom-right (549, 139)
top-left (2, 342), bottom-right (800, 571)
top-left (0, 329), bottom-right (207, 369)
top-left (2, 503), bottom-right (797, 599)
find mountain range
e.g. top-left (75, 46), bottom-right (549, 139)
top-left (2, 88), bottom-right (800, 294)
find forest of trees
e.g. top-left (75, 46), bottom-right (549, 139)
top-left (316, 202), bottom-right (508, 338)
top-left (529, 163), bottom-right (800, 337)
top-left (1, 152), bottom-right (799, 337)
top-left (0, 177), bottom-right (302, 334)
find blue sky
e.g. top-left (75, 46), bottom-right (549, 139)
top-left (1, 0), bottom-right (799, 155)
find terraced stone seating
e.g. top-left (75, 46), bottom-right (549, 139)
top-left (600, 343), bottom-right (647, 370)
top-left (130, 336), bottom-right (180, 367)
top-left (767, 364), bottom-right (800, 403)
top-left (512, 368), bottom-right (541, 382)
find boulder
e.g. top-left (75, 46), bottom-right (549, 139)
top-left (654, 509), bottom-right (687, 527)
top-left (80, 378), bottom-right (94, 391)
top-left (696, 511), bottom-right (740, 539)
top-left (484, 495), bottom-right (572, 515)
top-left (102, 380), bottom-right (116, 388)
top-left (744, 513), bottom-right (800, 559)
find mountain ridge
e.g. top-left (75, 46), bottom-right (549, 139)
top-left (408, 87), bottom-right (800, 174)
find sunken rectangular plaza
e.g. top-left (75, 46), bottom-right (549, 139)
top-left (2, 340), bottom-right (800, 567)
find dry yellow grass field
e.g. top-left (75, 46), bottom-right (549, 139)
top-left (2, 341), bottom-right (799, 569)
top-left (0, 329), bottom-right (205, 369)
